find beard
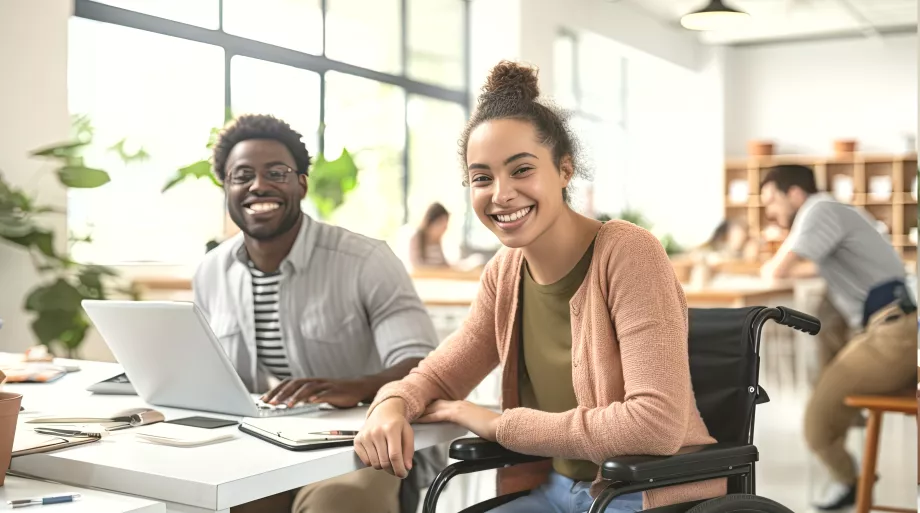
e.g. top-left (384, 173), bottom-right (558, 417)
top-left (227, 201), bottom-right (302, 241)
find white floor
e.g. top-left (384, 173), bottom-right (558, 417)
top-left (422, 358), bottom-right (918, 512)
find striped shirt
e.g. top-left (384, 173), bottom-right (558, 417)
top-left (248, 263), bottom-right (292, 380)
top-left (784, 192), bottom-right (906, 328)
top-left (193, 214), bottom-right (439, 394)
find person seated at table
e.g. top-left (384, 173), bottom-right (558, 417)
top-left (408, 202), bottom-right (450, 268)
top-left (355, 60), bottom-right (725, 513)
top-left (759, 164), bottom-right (917, 512)
top-left (193, 114), bottom-right (440, 513)
top-left (696, 219), bottom-right (758, 262)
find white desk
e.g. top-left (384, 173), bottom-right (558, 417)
top-left (0, 476), bottom-right (164, 513)
top-left (5, 360), bottom-right (468, 513)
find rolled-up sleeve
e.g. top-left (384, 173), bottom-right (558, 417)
top-left (358, 243), bottom-right (439, 367)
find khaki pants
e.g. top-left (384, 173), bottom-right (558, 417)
top-left (804, 298), bottom-right (917, 484)
top-left (230, 468), bottom-right (401, 513)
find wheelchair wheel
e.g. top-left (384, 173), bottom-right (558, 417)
top-left (686, 494), bottom-right (794, 513)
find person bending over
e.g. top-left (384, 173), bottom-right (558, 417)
top-left (193, 114), bottom-right (440, 513)
top-left (760, 164), bottom-right (917, 512)
top-left (355, 61), bottom-right (725, 513)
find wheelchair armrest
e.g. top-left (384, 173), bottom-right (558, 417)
top-left (601, 443), bottom-right (758, 482)
top-left (449, 437), bottom-right (548, 464)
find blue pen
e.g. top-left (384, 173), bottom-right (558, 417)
top-left (9, 494), bottom-right (82, 508)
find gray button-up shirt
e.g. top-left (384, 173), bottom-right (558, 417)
top-left (193, 214), bottom-right (439, 393)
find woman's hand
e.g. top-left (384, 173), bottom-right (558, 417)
top-left (354, 399), bottom-right (414, 479)
top-left (417, 400), bottom-right (501, 442)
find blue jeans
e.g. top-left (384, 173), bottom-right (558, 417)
top-left (489, 471), bottom-right (643, 513)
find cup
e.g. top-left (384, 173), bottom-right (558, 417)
top-left (0, 391), bottom-right (22, 486)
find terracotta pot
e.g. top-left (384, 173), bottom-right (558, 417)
top-left (747, 140), bottom-right (774, 157)
top-left (0, 391), bottom-right (22, 486)
top-left (834, 139), bottom-right (857, 155)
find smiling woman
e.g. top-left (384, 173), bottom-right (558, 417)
top-left (459, 62), bottom-right (590, 254)
top-left (356, 61), bottom-right (723, 513)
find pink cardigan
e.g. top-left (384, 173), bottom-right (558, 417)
top-left (370, 221), bottom-right (726, 509)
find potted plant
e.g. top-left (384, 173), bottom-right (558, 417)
top-left (0, 116), bottom-right (139, 359)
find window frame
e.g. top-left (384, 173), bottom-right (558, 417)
top-left (72, 0), bottom-right (472, 244)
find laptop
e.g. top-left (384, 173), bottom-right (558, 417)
top-left (81, 300), bottom-right (323, 418)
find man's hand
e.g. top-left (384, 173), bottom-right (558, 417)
top-left (261, 378), bottom-right (373, 409)
top-left (416, 400), bottom-right (501, 442)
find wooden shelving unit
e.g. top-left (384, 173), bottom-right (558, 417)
top-left (724, 152), bottom-right (918, 264)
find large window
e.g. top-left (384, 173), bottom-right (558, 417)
top-left (69, 0), bottom-right (469, 266)
top-left (555, 30), bottom-right (628, 218)
top-left (68, 18), bottom-right (226, 265)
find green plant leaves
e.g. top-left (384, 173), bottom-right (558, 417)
top-left (30, 140), bottom-right (90, 159)
top-left (31, 310), bottom-right (88, 350)
top-left (3, 229), bottom-right (56, 257)
top-left (162, 159), bottom-right (220, 193)
top-left (57, 166), bottom-right (111, 188)
top-left (25, 278), bottom-right (85, 312)
top-left (108, 138), bottom-right (151, 163)
top-left (308, 149), bottom-right (358, 219)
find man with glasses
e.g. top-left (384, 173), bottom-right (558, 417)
top-left (194, 114), bottom-right (440, 513)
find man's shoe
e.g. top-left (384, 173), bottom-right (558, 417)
top-left (813, 481), bottom-right (856, 511)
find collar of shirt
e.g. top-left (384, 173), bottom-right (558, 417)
top-left (230, 213), bottom-right (314, 275)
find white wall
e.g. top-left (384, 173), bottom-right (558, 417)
top-left (506, 0), bottom-right (726, 246)
top-left (625, 46), bottom-right (727, 246)
top-left (725, 34), bottom-right (918, 156)
top-left (0, 0), bottom-right (73, 354)
top-left (515, 0), bottom-right (703, 98)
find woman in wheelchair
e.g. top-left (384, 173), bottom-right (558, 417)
top-left (354, 60), bottom-right (726, 512)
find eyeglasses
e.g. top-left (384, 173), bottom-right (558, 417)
top-left (228, 165), bottom-right (296, 186)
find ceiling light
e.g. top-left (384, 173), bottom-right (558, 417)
top-left (680, 0), bottom-right (750, 31)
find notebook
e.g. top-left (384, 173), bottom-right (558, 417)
top-left (12, 430), bottom-right (99, 457)
top-left (133, 423), bottom-right (236, 447)
top-left (239, 417), bottom-right (358, 451)
top-left (25, 407), bottom-right (164, 430)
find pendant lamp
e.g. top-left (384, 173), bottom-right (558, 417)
top-left (680, 0), bottom-right (750, 31)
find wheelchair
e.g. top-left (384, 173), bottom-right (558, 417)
top-left (422, 306), bottom-right (821, 513)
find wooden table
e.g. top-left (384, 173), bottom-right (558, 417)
top-left (132, 276), bottom-right (795, 309)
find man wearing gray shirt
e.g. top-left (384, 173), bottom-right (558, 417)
top-left (760, 165), bottom-right (916, 512)
top-left (193, 114), bottom-right (439, 513)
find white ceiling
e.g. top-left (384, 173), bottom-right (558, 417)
top-left (625, 0), bottom-right (917, 45)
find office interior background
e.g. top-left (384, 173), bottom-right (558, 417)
top-left (0, 0), bottom-right (917, 511)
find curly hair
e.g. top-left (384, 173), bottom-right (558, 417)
top-left (459, 60), bottom-right (589, 204)
top-left (211, 114), bottom-right (312, 181)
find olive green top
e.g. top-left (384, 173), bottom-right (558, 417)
top-left (519, 241), bottom-right (597, 481)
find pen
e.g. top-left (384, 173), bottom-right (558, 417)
top-left (9, 494), bottom-right (82, 508)
top-left (309, 430), bottom-right (359, 436)
top-left (33, 427), bottom-right (103, 439)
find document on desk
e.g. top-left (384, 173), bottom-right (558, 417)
top-left (11, 429), bottom-right (98, 457)
top-left (134, 423), bottom-right (236, 447)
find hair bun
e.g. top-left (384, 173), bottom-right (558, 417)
top-left (482, 60), bottom-right (540, 102)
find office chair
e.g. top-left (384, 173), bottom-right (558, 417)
top-left (422, 306), bottom-right (821, 513)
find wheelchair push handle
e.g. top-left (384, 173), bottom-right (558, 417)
top-left (775, 306), bottom-right (821, 335)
